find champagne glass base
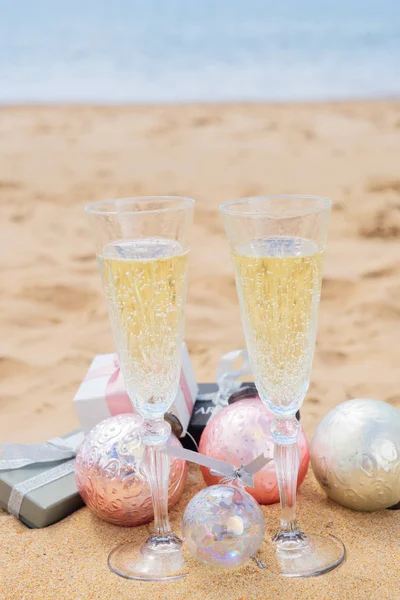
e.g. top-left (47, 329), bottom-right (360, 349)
top-left (108, 534), bottom-right (188, 581)
top-left (272, 533), bottom-right (346, 578)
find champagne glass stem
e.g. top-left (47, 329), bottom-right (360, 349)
top-left (143, 419), bottom-right (179, 542)
top-left (146, 443), bottom-right (171, 536)
top-left (271, 417), bottom-right (307, 546)
top-left (274, 441), bottom-right (300, 534)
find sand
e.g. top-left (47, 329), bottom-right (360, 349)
top-left (0, 101), bottom-right (399, 599)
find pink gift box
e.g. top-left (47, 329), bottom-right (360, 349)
top-left (73, 343), bottom-right (197, 436)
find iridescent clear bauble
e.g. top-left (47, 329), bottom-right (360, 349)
top-left (182, 483), bottom-right (265, 568)
top-left (75, 414), bottom-right (187, 526)
top-left (311, 399), bottom-right (400, 511)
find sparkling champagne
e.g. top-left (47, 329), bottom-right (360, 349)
top-left (98, 238), bottom-right (188, 418)
top-left (233, 237), bottom-right (323, 413)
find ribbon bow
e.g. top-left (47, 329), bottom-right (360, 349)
top-left (197, 349), bottom-right (252, 415)
top-left (0, 431), bottom-right (84, 518)
top-left (162, 445), bottom-right (270, 488)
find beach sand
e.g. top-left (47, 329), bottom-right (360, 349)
top-left (0, 102), bottom-right (399, 599)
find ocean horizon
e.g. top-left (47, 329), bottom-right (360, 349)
top-left (1, 0), bottom-right (400, 104)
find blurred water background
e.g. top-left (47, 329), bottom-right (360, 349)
top-left (1, 0), bottom-right (399, 103)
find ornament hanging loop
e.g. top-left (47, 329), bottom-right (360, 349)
top-left (219, 466), bottom-right (253, 488)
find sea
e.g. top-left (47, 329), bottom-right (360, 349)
top-left (1, 0), bottom-right (399, 104)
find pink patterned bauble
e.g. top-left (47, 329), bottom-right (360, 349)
top-left (75, 414), bottom-right (187, 526)
top-left (199, 397), bottom-right (309, 505)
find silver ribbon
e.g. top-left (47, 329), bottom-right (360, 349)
top-left (7, 461), bottom-right (76, 517)
top-left (162, 445), bottom-right (270, 488)
top-left (197, 349), bottom-right (252, 415)
top-left (0, 431), bottom-right (84, 517)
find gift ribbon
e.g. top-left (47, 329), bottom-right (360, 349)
top-left (180, 370), bottom-right (195, 414)
top-left (7, 461), bottom-right (76, 518)
top-left (162, 445), bottom-right (270, 488)
top-left (0, 435), bottom-right (80, 470)
top-left (83, 356), bottom-right (132, 416)
top-left (197, 349), bottom-right (253, 415)
top-left (0, 431), bottom-right (84, 518)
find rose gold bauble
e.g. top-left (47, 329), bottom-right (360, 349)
top-left (75, 414), bottom-right (187, 526)
top-left (199, 397), bottom-right (309, 505)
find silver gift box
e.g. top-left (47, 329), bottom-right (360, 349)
top-left (0, 431), bottom-right (84, 528)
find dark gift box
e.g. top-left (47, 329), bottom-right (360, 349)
top-left (181, 383), bottom-right (300, 451)
top-left (180, 383), bottom-right (218, 450)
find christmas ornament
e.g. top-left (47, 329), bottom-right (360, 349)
top-left (160, 446), bottom-right (269, 569)
top-left (311, 399), bottom-right (400, 511)
top-left (182, 483), bottom-right (265, 569)
top-left (199, 397), bottom-right (309, 504)
top-left (75, 414), bottom-right (187, 526)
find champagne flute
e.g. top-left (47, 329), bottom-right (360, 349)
top-left (86, 196), bottom-right (194, 581)
top-left (220, 195), bottom-right (345, 577)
